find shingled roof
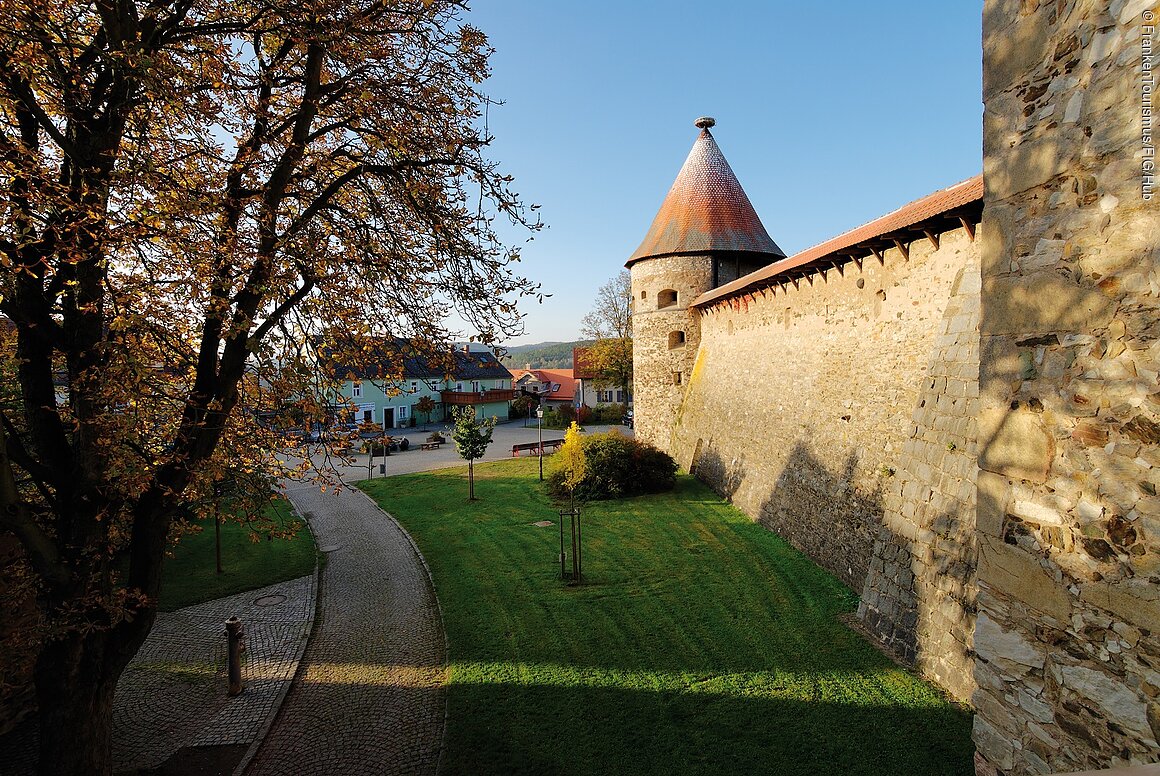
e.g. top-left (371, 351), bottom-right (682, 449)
top-left (626, 118), bottom-right (785, 268)
top-left (692, 174), bottom-right (984, 309)
top-left (325, 339), bottom-right (511, 382)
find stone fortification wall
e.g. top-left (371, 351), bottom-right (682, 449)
top-left (630, 253), bottom-right (712, 448)
top-left (974, 0), bottom-right (1160, 773)
top-left (672, 227), bottom-right (981, 601)
top-left (858, 253), bottom-right (981, 703)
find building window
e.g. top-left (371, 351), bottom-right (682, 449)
top-left (472, 381), bottom-right (480, 392)
top-left (658, 289), bottom-right (678, 308)
top-left (616, 390), bottom-right (625, 402)
top-left (673, 371), bottom-right (682, 386)
top-left (668, 330), bottom-right (686, 350)
top-left (410, 381), bottom-right (418, 393)
top-left (399, 405), bottom-right (408, 419)
top-left (455, 382), bottom-right (463, 392)
top-left (640, 290), bottom-right (647, 299)
top-left (352, 381), bottom-right (362, 398)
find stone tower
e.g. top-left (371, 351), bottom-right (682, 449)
top-left (626, 117), bottom-right (785, 448)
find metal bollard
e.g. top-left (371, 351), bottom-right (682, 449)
top-left (225, 616), bottom-right (244, 696)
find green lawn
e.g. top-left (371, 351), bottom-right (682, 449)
top-left (360, 458), bottom-right (974, 776)
top-left (159, 498), bottom-right (317, 611)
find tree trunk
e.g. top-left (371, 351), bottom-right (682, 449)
top-left (468, 458), bottom-right (475, 500)
top-left (34, 615), bottom-right (152, 776)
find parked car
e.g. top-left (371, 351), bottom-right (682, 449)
top-left (622, 409), bottom-right (634, 429)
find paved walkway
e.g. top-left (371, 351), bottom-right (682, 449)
top-left (244, 482), bottom-right (446, 776)
top-left (116, 575), bottom-right (317, 772)
top-left (0, 574), bottom-right (316, 775)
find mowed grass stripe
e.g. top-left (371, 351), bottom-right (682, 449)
top-left (361, 457), bottom-right (972, 776)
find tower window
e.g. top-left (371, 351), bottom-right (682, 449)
top-left (668, 330), bottom-right (686, 350)
top-left (640, 290), bottom-right (647, 300)
top-left (673, 371), bottom-right (683, 386)
top-left (658, 289), bottom-right (678, 308)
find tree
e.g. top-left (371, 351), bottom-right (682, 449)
top-left (0, 3), bottom-right (539, 773)
top-left (580, 271), bottom-right (633, 400)
top-left (450, 406), bottom-right (496, 500)
top-left (557, 421), bottom-right (587, 499)
top-left (415, 396), bottom-right (437, 429)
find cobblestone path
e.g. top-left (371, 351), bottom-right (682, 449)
top-left (246, 482), bottom-right (446, 776)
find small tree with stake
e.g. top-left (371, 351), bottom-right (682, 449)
top-left (556, 422), bottom-right (587, 583)
top-left (451, 406), bottom-right (497, 501)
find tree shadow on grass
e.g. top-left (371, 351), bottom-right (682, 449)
top-left (441, 681), bottom-right (973, 776)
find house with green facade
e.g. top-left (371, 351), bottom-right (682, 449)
top-left (329, 341), bottom-right (514, 429)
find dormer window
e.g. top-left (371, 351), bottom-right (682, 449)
top-left (551, 383), bottom-right (561, 392)
top-left (658, 289), bottom-right (678, 308)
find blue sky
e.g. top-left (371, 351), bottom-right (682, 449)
top-left (464, 2), bottom-right (983, 345)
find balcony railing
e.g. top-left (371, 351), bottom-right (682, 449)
top-left (441, 389), bottom-right (516, 405)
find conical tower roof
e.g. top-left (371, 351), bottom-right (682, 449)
top-left (626, 117), bottom-right (785, 267)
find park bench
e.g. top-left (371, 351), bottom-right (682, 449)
top-left (420, 441), bottom-right (442, 451)
top-left (511, 439), bottom-right (565, 456)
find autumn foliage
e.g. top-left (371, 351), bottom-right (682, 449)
top-left (0, 2), bottom-right (538, 772)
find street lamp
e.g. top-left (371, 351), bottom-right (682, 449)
top-left (536, 406), bottom-right (544, 481)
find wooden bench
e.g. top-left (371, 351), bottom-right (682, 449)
top-left (511, 439), bottom-right (565, 456)
top-left (420, 441), bottom-right (442, 451)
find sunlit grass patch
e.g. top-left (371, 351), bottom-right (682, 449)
top-left (361, 457), bottom-right (973, 776)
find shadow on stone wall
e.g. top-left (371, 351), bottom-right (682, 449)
top-left (688, 439), bottom-right (744, 502)
top-left (693, 441), bottom-right (884, 592)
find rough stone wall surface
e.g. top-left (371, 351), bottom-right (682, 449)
top-left (858, 254), bottom-right (981, 703)
top-left (630, 254), bottom-right (712, 448)
top-left (670, 228), bottom-right (980, 596)
top-left (975, 0), bottom-right (1160, 773)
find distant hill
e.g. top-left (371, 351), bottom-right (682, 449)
top-left (501, 340), bottom-right (593, 370)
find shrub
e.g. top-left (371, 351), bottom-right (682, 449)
top-left (546, 429), bottom-right (676, 501)
top-left (427, 431), bottom-right (446, 443)
top-left (589, 402), bottom-right (627, 424)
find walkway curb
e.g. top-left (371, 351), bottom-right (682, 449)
top-left (233, 499), bottom-right (321, 776)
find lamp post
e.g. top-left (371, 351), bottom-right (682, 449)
top-left (536, 406), bottom-right (544, 481)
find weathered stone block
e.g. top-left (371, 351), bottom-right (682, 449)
top-left (982, 273), bottom-right (1114, 336)
top-left (1079, 580), bottom-right (1160, 633)
top-left (978, 407), bottom-right (1055, 484)
top-left (977, 535), bottom-right (1072, 622)
top-left (1059, 664), bottom-right (1156, 744)
top-left (975, 610), bottom-right (1046, 671)
top-left (977, 470), bottom-right (1010, 537)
